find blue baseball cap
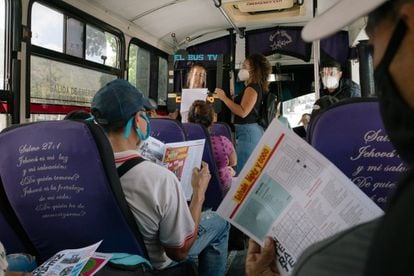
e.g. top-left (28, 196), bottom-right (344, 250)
top-left (91, 79), bottom-right (152, 124)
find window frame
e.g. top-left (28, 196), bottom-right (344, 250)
top-left (26, 0), bottom-right (125, 117)
top-left (0, 0), bottom-right (21, 125)
top-left (128, 38), bottom-right (169, 106)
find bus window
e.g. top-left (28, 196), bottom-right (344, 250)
top-left (128, 44), bottom-right (150, 97)
top-left (30, 55), bottom-right (116, 106)
top-left (32, 2), bottom-right (63, 52)
top-left (29, 1), bottom-right (123, 122)
top-left (66, 17), bottom-right (84, 58)
top-left (283, 93), bottom-right (315, 128)
top-left (86, 25), bottom-right (119, 68)
top-left (158, 57), bottom-right (168, 106)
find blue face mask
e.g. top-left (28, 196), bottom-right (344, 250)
top-left (123, 113), bottom-right (151, 141)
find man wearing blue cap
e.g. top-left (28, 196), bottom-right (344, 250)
top-left (245, 0), bottom-right (414, 275)
top-left (91, 79), bottom-right (229, 276)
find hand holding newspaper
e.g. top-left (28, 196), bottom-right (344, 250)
top-left (138, 136), bottom-right (205, 200)
top-left (217, 120), bottom-right (383, 275)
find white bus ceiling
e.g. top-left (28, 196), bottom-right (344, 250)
top-left (66, 0), bottom-right (367, 54)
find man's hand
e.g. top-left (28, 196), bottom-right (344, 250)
top-left (246, 238), bottom-right (280, 276)
top-left (191, 161), bottom-right (211, 199)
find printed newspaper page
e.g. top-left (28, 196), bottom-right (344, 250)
top-left (138, 137), bottom-right (205, 200)
top-left (180, 88), bottom-right (208, 123)
top-left (217, 120), bottom-right (383, 275)
top-left (80, 252), bottom-right (112, 276)
top-left (163, 139), bottom-right (205, 200)
top-left (138, 136), bottom-right (165, 165)
top-left (32, 241), bottom-right (102, 276)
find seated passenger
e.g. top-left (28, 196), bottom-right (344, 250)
top-left (319, 60), bottom-right (361, 100)
top-left (188, 100), bottom-right (237, 195)
top-left (91, 79), bottom-right (229, 276)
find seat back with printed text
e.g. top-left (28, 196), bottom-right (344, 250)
top-left (0, 121), bottom-right (148, 261)
top-left (307, 98), bottom-right (405, 209)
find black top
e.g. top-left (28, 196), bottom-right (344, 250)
top-left (234, 83), bottom-right (262, 124)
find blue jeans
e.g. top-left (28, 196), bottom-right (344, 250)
top-left (187, 210), bottom-right (230, 276)
top-left (235, 123), bottom-right (264, 173)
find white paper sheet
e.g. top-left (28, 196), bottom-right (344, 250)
top-left (180, 88), bottom-right (208, 123)
top-left (217, 119), bottom-right (383, 275)
top-left (138, 137), bottom-right (205, 200)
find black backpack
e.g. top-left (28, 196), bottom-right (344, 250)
top-left (255, 90), bottom-right (278, 130)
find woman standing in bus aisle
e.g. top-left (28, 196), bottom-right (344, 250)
top-left (214, 53), bottom-right (271, 173)
top-left (169, 62), bottom-right (208, 121)
top-left (188, 100), bottom-right (237, 195)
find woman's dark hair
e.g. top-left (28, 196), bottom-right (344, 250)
top-left (64, 110), bottom-right (91, 121)
top-left (246, 53), bottom-right (272, 93)
top-left (188, 100), bottom-right (213, 128)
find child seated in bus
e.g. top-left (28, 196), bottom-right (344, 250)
top-left (188, 100), bottom-right (237, 195)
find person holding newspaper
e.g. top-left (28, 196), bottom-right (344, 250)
top-left (91, 79), bottom-right (229, 276)
top-left (245, 0), bottom-right (414, 275)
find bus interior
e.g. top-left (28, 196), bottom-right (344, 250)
top-left (0, 0), bottom-right (372, 130)
top-left (0, 0), bottom-right (395, 274)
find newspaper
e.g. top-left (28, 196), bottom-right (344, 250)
top-left (138, 136), bottom-right (205, 200)
top-left (32, 241), bottom-right (105, 276)
top-left (180, 88), bottom-right (208, 123)
top-left (80, 253), bottom-right (112, 276)
top-left (217, 120), bottom-right (384, 275)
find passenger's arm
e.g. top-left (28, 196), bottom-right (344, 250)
top-left (246, 238), bottom-right (280, 276)
top-left (164, 162), bottom-right (210, 261)
top-left (215, 87), bottom-right (258, 118)
top-left (228, 147), bottom-right (237, 167)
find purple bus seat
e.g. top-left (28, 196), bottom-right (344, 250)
top-left (211, 122), bottom-right (234, 144)
top-left (183, 123), bottom-right (223, 210)
top-left (307, 98), bottom-right (406, 209)
top-left (0, 196), bottom-right (36, 255)
top-left (150, 118), bottom-right (187, 143)
top-left (0, 121), bottom-right (148, 261)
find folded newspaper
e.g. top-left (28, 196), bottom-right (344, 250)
top-left (217, 119), bottom-right (383, 276)
top-left (138, 136), bottom-right (205, 200)
top-left (32, 241), bottom-right (111, 276)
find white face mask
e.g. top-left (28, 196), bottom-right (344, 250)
top-left (238, 69), bottom-right (250, 81)
top-left (322, 76), bottom-right (339, 89)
